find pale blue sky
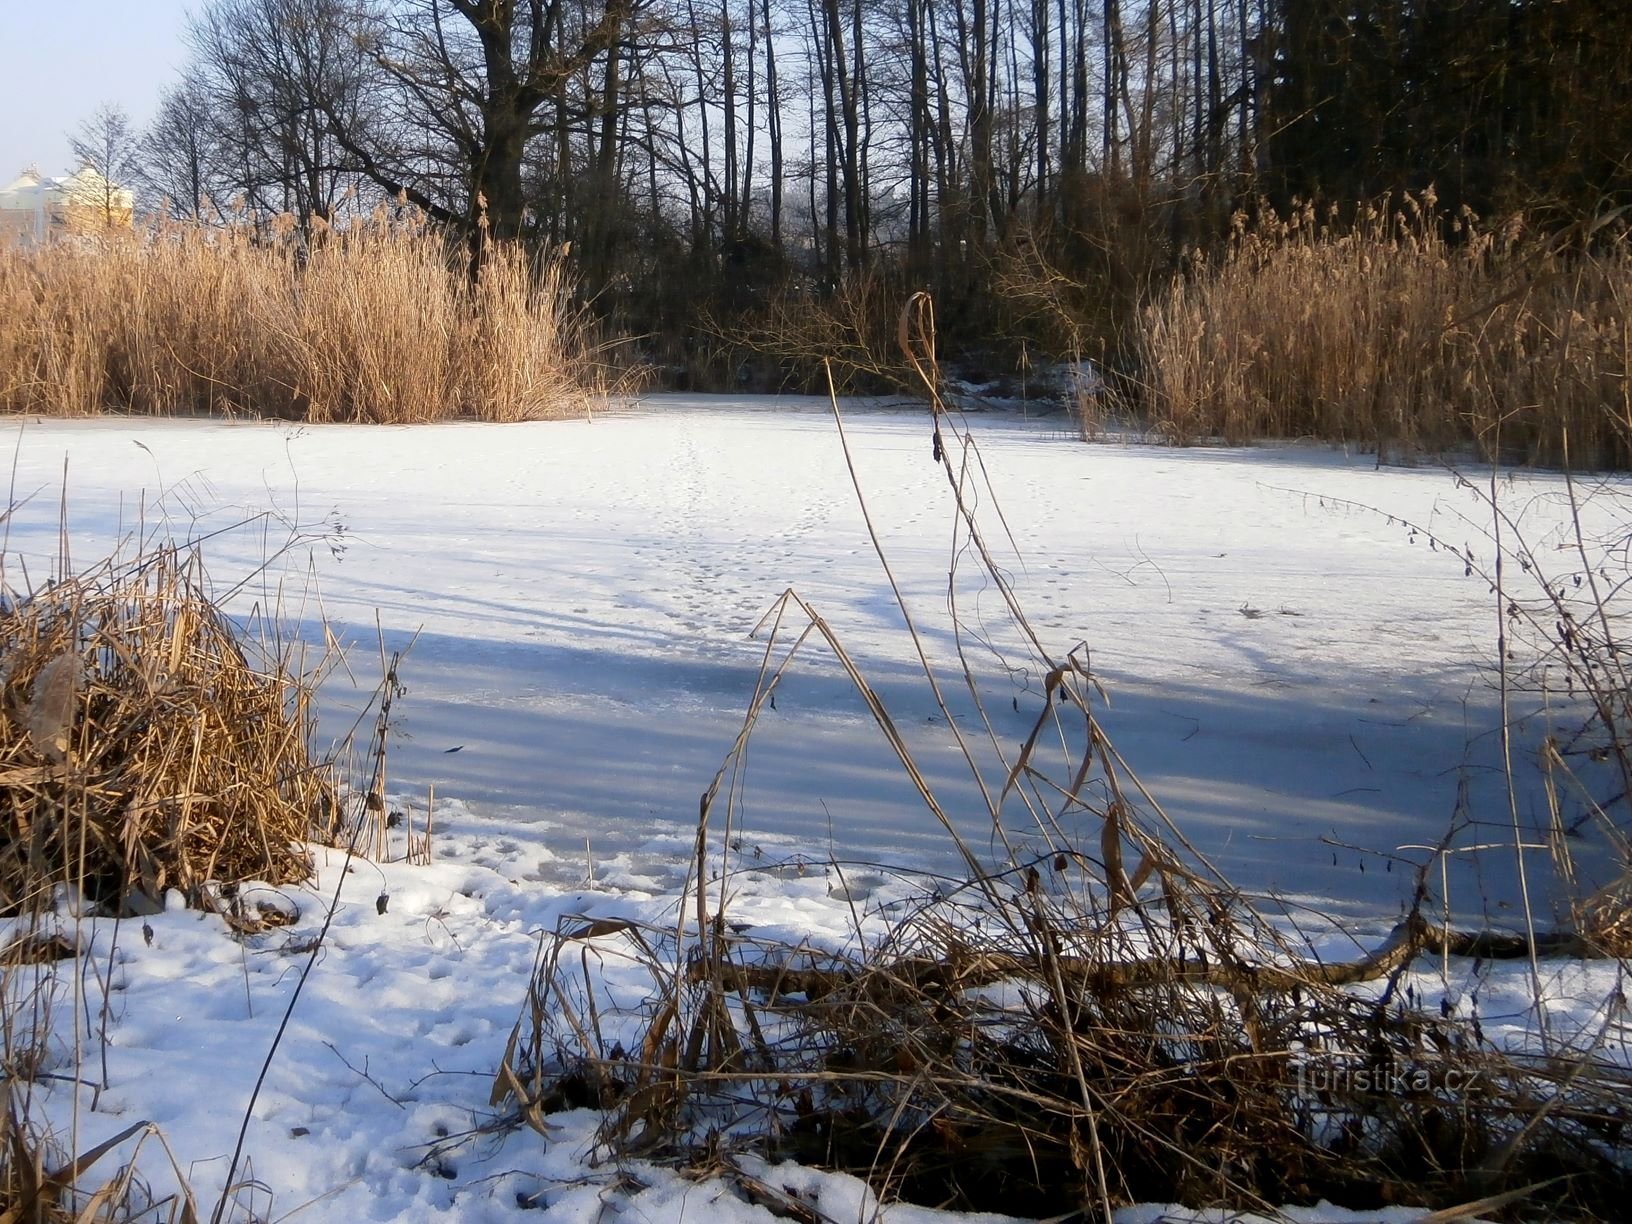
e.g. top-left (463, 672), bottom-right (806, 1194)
top-left (1, 1), bottom-right (194, 180)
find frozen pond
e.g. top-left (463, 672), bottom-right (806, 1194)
top-left (4, 395), bottom-right (1621, 925)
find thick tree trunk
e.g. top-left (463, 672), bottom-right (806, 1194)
top-left (476, 112), bottom-right (529, 241)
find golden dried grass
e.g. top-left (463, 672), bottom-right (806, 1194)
top-left (0, 546), bottom-right (337, 914)
top-left (1142, 195), bottom-right (1632, 466)
top-left (0, 212), bottom-right (598, 423)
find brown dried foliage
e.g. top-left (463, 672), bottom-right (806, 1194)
top-left (0, 547), bottom-right (337, 914)
top-left (0, 1107), bottom-right (200, 1224)
top-left (0, 211), bottom-right (600, 423)
top-left (1143, 195), bottom-right (1632, 467)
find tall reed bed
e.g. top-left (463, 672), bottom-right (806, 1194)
top-left (1142, 195), bottom-right (1632, 466)
top-left (0, 213), bottom-right (597, 422)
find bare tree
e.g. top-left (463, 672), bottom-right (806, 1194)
top-left (190, 0), bottom-right (378, 229)
top-left (141, 75), bottom-right (228, 220)
top-left (69, 102), bottom-right (142, 225)
top-left (355, 0), bottom-right (648, 243)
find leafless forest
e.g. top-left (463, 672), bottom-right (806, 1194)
top-left (86, 2), bottom-right (1616, 383)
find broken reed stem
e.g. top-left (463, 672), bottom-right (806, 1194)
top-left (822, 361), bottom-right (997, 889)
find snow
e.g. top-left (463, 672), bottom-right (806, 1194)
top-left (2, 396), bottom-right (1627, 1220)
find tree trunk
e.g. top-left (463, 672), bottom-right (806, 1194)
top-left (762, 0), bottom-right (784, 249)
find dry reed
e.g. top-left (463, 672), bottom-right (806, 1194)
top-left (0, 211), bottom-right (598, 423)
top-left (1142, 195), bottom-right (1632, 466)
top-left (0, 1103), bottom-right (200, 1224)
top-left (0, 545), bottom-right (338, 914)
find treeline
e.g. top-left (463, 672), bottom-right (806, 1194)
top-left (103, 0), bottom-right (1632, 388)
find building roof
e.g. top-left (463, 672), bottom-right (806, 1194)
top-left (0, 166), bottom-right (133, 212)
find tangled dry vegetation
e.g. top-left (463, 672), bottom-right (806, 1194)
top-left (494, 296), bottom-right (1632, 1221)
top-left (0, 1103), bottom-right (200, 1224)
top-left (0, 544), bottom-right (339, 918)
top-left (1142, 195), bottom-right (1632, 467)
top-left (0, 211), bottom-right (603, 423)
top-left (706, 271), bottom-right (915, 396)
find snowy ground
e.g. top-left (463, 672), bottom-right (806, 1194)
top-left (3, 396), bottom-right (1628, 1221)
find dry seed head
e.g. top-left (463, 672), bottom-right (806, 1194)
top-left (26, 650), bottom-right (79, 765)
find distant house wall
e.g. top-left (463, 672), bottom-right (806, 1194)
top-left (0, 171), bottom-right (50, 245)
top-left (0, 168), bottom-right (135, 247)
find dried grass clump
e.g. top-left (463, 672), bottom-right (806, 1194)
top-left (0, 1101), bottom-right (73, 1224)
top-left (462, 244), bottom-right (596, 421)
top-left (0, 547), bottom-right (336, 914)
top-left (1142, 194), bottom-right (1632, 466)
top-left (0, 211), bottom-right (600, 423)
top-left (1580, 877), bottom-right (1632, 958)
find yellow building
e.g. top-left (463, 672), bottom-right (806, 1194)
top-left (0, 166), bottom-right (135, 246)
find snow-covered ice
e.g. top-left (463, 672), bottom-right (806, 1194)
top-left (2, 396), bottom-right (1627, 1220)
